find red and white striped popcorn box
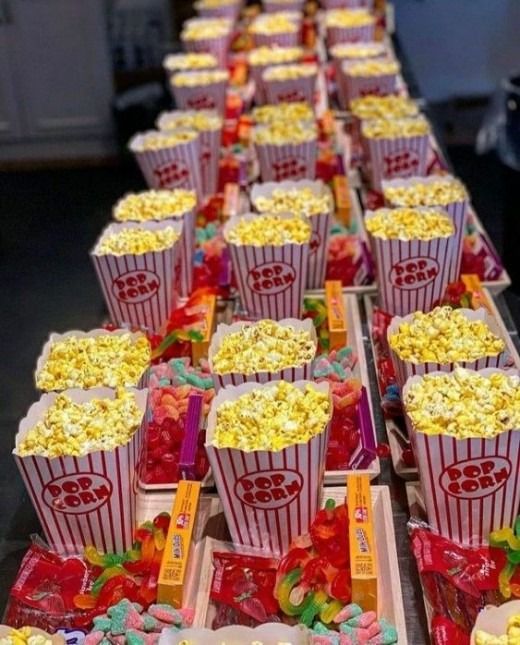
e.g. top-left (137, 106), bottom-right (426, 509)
top-left (262, 67), bottom-right (317, 106)
top-left (249, 63), bottom-right (270, 105)
top-left (91, 220), bottom-right (183, 333)
top-left (323, 0), bottom-right (374, 8)
top-left (252, 30), bottom-right (301, 48)
top-left (262, 0), bottom-right (305, 12)
top-left (366, 208), bottom-right (455, 316)
top-left (205, 379), bottom-right (331, 555)
top-left (128, 130), bottom-right (203, 202)
top-left (194, 0), bottom-right (242, 20)
top-left (156, 110), bottom-right (223, 200)
top-left (14, 386), bottom-right (147, 555)
top-left (162, 53), bottom-right (218, 79)
top-left (343, 64), bottom-right (398, 105)
top-left (330, 42), bottom-right (388, 108)
top-left (181, 33), bottom-right (231, 68)
top-left (35, 329), bottom-right (151, 393)
top-left (382, 175), bottom-right (469, 283)
top-left (250, 179), bottom-right (333, 289)
top-left (402, 368), bottom-right (520, 545)
top-left (208, 317), bottom-right (317, 391)
top-left (170, 73), bottom-right (228, 116)
top-left (224, 212), bottom-right (310, 319)
top-left (326, 22), bottom-right (376, 48)
top-left (363, 128), bottom-right (430, 192)
top-left (254, 129), bottom-right (318, 182)
top-left (387, 308), bottom-right (508, 391)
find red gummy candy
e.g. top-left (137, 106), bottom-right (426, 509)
top-left (310, 501), bottom-right (349, 570)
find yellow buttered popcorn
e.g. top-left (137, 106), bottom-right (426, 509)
top-left (254, 186), bottom-right (331, 217)
top-left (212, 320), bottom-right (316, 374)
top-left (16, 388), bottom-right (144, 457)
top-left (389, 306), bottom-right (505, 364)
top-left (365, 207), bottom-right (453, 241)
top-left (181, 18), bottom-right (231, 40)
top-left (350, 95), bottom-right (419, 120)
top-left (403, 367), bottom-right (520, 439)
top-left (36, 333), bottom-right (151, 391)
top-left (163, 52), bottom-right (218, 73)
top-left (253, 120), bottom-right (317, 145)
top-left (263, 62), bottom-right (318, 81)
top-left (330, 42), bottom-right (386, 60)
top-left (225, 213), bottom-right (311, 246)
top-left (476, 611), bottom-right (520, 644)
top-left (0, 627), bottom-right (52, 645)
top-left (248, 46), bottom-right (303, 66)
top-left (114, 190), bottom-right (196, 222)
top-left (345, 59), bottom-right (400, 77)
top-left (383, 176), bottom-right (468, 207)
top-left (325, 8), bottom-right (375, 28)
top-left (95, 226), bottom-right (179, 256)
top-left (212, 381), bottom-right (330, 451)
top-left (131, 130), bottom-right (198, 152)
top-left (362, 115), bottom-right (430, 139)
top-left (157, 110), bottom-right (222, 132)
top-left (250, 14), bottom-right (300, 35)
top-left (196, 0), bottom-right (238, 7)
top-left (252, 101), bottom-right (314, 124)
top-left (171, 69), bottom-right (229, 87)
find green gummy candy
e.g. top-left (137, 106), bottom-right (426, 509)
top-left (92, 617), bottom-right (111, 633)
top-left (126, 630), bottom-right (145, 645)
top-left (312, 622), bottom-right (330, 635)
top-left (143, 615), bottom-right (158, 632)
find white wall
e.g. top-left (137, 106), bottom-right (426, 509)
top-left (394, 0), bottom-right (520, 101)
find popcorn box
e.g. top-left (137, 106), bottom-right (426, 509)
top-left (250, 179), bottom-right (332, 289)
top-left (326, 22), bottom-right (376, 48)
top-left (91, 220), bottom-right (182, 333)
top-left (224, 212), bottom-right (310, 319)
top-left (128, 131), bottom-right (203, 201)
top-left (181, 33), bottom-right (231, 68)
top-left (254, 132), bottom-right (318, 182)
top-left (402, 368), bottom-right (520, 545)
top-left (387, 308), bottom-right (508, 390)
top-left (364, 130), bottom-right (430, 192)
top-left (170, 74), bottom-right (228, 117)
top-left (382, 176), bottom-right (469, 284)
top-left (365, 209), bottom-right (455, 316)
top-left (194, 0), bottom-right (241, 20)
top-left (262, 0), bottom-right (305, 12)
top-left (323, 0), bottom-right (374, 8)
top-left (343, 66), bottom-right (398, 105)
top-left (252, 31), bottom-right (301, 48)
top-left (112, 191), bottom-right (196, 298)
top-left (14, 387), bottom-right (147, 555)
top-left (331, 44), bottom-right (388, 108)
top-left (205, 379), bottom-right (331, 555)
top-left (263, 68), bottom-right (317, 106)
top-left (35, 329), bottom-right (150, 392)
top-left (162, 53), bottom-right (218, 78)
top-left (208, 317), bottom-right (317, 391)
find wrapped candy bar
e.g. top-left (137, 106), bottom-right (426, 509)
top-left (208, 318), bottom-right (317, 390)
top-left (91, 220), bottom-right (182, 332)
top-left (365, 207), bottom-right (455, 315)
top-left (205, 380), bottom-right (331, 554)
top-left (387, 306), bottom-right (507, 388)
top-left (128, 130), bottom-right (202, 199)
top-left (251, 179), bottom-right (333, 288)
top-left (35, 330), bottom-right (151, 392)
top-left (162, 52), bottom-right (218, 77)
top-left (262, 62), bottom-right (318, 105)
top-left (252, 101), bottom-right (314, 124)
top-left (253, 120), bottom-right (318, 182)
top-left (383, 175), bottom-right (470, 282)
top-left (170, 70), bottom-right (229, 116)
top-left (324, 9), bottom-right (376, 47)
top-left (157, 110), bottom-right (223, 198)
top-left (248, 46), bottom-right (304, 104)
top-left (224, 212), bottom-right (311, 319)
top-left (403, 368), bottom-right (520, 544)
top-left (14, 387), bottom-right (147, 554)
top-left (180, 18), bottom-right (232, 67)
top-left (249, 13), bottom-right (301, 48)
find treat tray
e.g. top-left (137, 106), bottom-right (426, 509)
top-left (363, 289), bottom-right (520, 480)
top-left (137, 485), bottom-right (408, 644)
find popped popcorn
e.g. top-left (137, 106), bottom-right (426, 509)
top-left (196, 0), bottom-right (237, 7)
top-left (157, 109), bottom-right (222, 132)
top-left (476, 612), bottom-right (520, 644)
top-left (36, 333), bottom-right (151, 391)
top-left (16, 388), bottom-right (144, 457)
top-left (383, 177), bottom-right (469, 207)
top-left (362, 115), bottom-right (430, 139)
top-left (344, 58), bottom-right (400, 77)
top-left (163, 52), bottom-right (218, 72)
top-left (212, 380), bottom-right (330, 450)
top-left (330, 42), bottom-right (386, 60)
top-left (181, 18), bottom-right (231, 40)
top-left (248, 45), bottom-right (303, 66)
top-left (388, 307), bottom-right (505, 364)
top-left (263, 62), bottom-right (318, 81)
top-left (403, 367), bottom-right (520, 438)
top-left (131, 130), bottom-right (198, 151)
top-left (325, 8), bottom-right (375, 28)
top-left (212, 320), bottom-right (316, 374)
top-left (171, 69), bottom-right (229, 87)
top-left (254, 186), bottom-right (332, 217)
top-left (250, 14), bottom-right (300, 35)
top-left (252, 101), bottom-right (314, 124)
top-left (225, 213), bottom-right (311, 245)
top-left (350, 95), bottom-right (419, 120)
top-left (95, 226), bottom-right (179, 255)
top-left (113, 189), bottom-right (196, 222)
top-left (253, 120), bottom-right (317, 145)
top-left (0, 628), bottom-right (52, 645)
top-left (365, 207), bottom-right (454, 241)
